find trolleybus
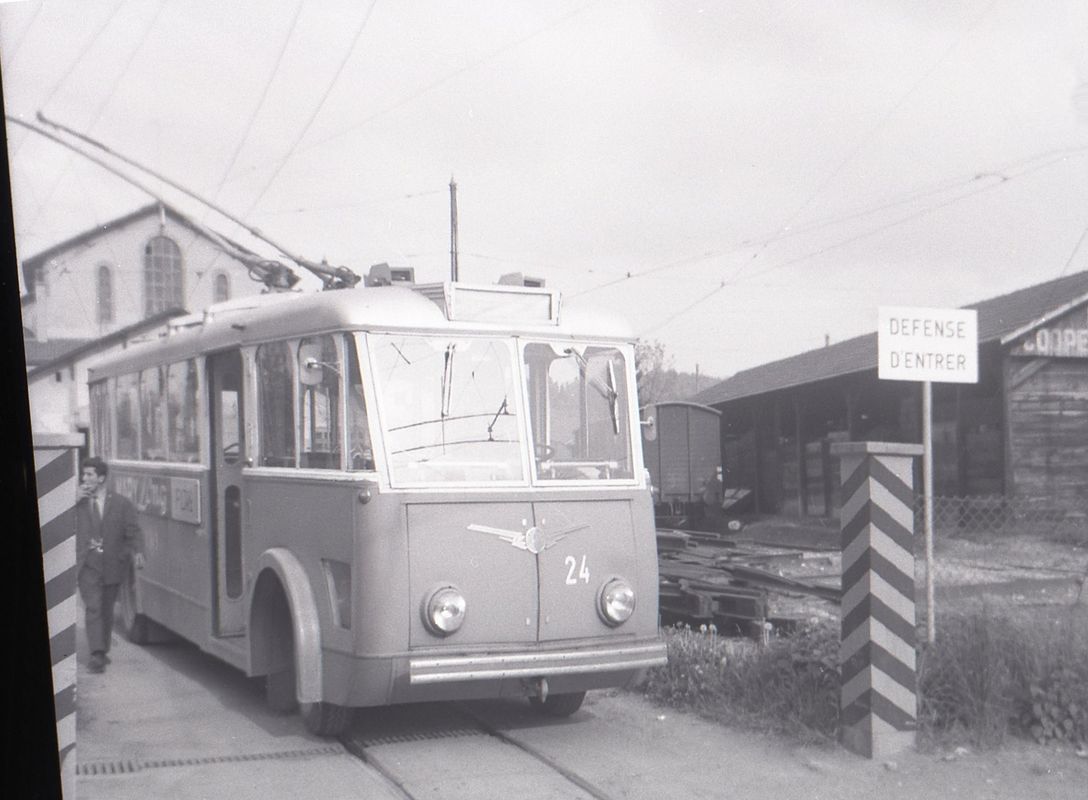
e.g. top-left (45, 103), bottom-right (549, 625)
top-left (87, 277), bottom-right (666, 735)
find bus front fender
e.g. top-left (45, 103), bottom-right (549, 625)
top-left (249, 548), bottom-right (323, 705)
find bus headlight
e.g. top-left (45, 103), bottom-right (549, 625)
top-left (422, 585), bottom-right (466, 636)
top-left (598, 578), bottom-right (636, 626)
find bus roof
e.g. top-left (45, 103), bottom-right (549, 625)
top-left (87, 282), bottom-right (636, 381)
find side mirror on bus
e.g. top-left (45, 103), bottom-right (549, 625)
top-left (641, 415), bottom-right (656, 441)
top-left (299, 343), bottom-right (337, 385)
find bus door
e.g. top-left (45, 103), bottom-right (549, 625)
top-left (209, 349), bottom-right (246, 636)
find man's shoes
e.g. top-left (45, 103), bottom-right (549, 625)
top-left (88, 653), bottom-right (106, 673)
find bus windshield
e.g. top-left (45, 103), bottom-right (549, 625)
top-left (369, 333), bottom-right (525, 485)
top-left (523, 342), bottom-right (634, 481)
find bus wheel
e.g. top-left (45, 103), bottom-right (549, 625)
top-left (300, 701), bottom-right (353, 736)
top-left (529, 691), bottom-right (586, 717)
top-left (119, 564), bottom-right (151, 644)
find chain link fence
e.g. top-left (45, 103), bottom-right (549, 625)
top-left (916, 495), bottom-right (1088, 544)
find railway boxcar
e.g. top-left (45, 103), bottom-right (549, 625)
top-left (640, 401), bottom-right (722, 527)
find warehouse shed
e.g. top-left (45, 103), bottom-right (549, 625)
top-left (691, 270), bottom-right (1088, 520)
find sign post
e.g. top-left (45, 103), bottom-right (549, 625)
top-left (877, 306), bottom-right (978, 643)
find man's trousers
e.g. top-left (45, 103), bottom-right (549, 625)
top-left (78, 569), bottom-right (120, 655)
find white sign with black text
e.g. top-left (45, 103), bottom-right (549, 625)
top-left (878, 306), bottom-right (978, 384)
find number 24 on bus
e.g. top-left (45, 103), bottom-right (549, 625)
top-left (90, 278), bottom-right (666, 735)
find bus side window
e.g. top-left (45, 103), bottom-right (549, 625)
top-left (90, 381), bottom-right (112, 459)
top-left (167, 359), bottom-right (201, 463)
top-left (257, 341), bottom-right (296, 468)
top-left (298, 335), bottom-right (341, 470)
top-left (346, 335), bottom-right (374, 471)
top-left (116, 373), bottom-right (140, 459)
top-left (139, 367), bottom-right (167, 461)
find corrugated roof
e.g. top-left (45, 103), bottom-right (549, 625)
top-left (692, 270), bottom-right (1088, 406)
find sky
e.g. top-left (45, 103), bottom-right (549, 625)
top-left (2, 0), bottom-right (1088, 380)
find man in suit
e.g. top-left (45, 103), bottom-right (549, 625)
top-left (76, 457), bottom-right (145, 674)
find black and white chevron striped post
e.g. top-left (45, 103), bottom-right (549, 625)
top-left (34, 433), bottom-right (83, 798)
top-left (831, 441), bottom-right (922, 759)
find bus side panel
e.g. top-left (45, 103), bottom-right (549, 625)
top-left (243, 475), bottom-right (355, 655)
top-left (348, 490), bottom-right (407, 703)
top-left (115, 468), bottom-right (213, 646)
top-left (631, 488), bottom-right (661, 633)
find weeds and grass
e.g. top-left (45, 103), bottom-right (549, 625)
top-left (639, 621), bottom-right (839, 744)
top-left (919, 604), bottom-right (1088, 749)
top-left (640, 605), bottom-right (1088, 749)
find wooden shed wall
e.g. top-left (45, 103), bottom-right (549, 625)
top-left (1005, 357), bottom-right (1088, 506)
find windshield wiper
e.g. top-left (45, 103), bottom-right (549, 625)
top-left (441, 343), bottom-right (456, 418)
top-left (486, 395), bottom-right (510, 441)
top-left (564, 348), bottom-right (621, 435)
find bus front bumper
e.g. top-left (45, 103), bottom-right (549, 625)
top-left (408, 640), bottom-right (667, 685)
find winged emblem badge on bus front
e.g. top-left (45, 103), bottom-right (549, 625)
top-left (466, 519), bottom-right (589, 555)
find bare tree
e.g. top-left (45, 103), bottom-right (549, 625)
top-left (635, 340), bottom-right (718, 406)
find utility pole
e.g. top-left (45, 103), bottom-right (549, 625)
top-left (449, 175), bottom-right (459, 282)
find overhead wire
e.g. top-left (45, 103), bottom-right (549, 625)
top-left (194, 0), bottom-right (305, 297)
top-left (738, 151), bottom-right (1082, 286)
top-left (259, 186), bottom-right (445, 216)
top-left (210, 0), bottom-right (304, 205)
top-left (577, 144), bottom-right (1086, 302)
top-left (241, 0), bottom-right (379, 219)
top-left (225, 1), bottom-right (598, 186)
top-left (571, 169), bottom-right (1012, 298)
top-left (10, 0), bottom-right (123, 163)
top-left (734, 0), bottom-right (999, 285)
top-left (1057, 223), bottom-right (1088, 277)
top-left (633, 147), bottom-right (1086, 338)
top-left (35, 0), bottom-right (124, 120)
top-left (25, 0), bottom-right (167, 237)
top-left (306, 2), bottom-right (595, 150)
top-left (570, 170), bottom-right (998, 299)
top-left (639, 283), bottom-right (729, 337)
top-left (0, 0), bottom-right (44, 74)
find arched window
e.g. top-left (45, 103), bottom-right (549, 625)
top-left (96, 264), bottom-right (113, 324)
top-left (214, 272), bottom-right (230, 303)
top-left (144, 235), bottom-right (183, 315)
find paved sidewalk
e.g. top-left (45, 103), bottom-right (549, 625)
top-left (73, 614), bottom-right (400, 800)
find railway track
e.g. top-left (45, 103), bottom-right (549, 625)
top-left (338, 701), bottom-right (618, 800)
top-left (657, 526), bottom-right (840, 633)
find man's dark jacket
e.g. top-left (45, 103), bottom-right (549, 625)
top-left (75, 490), bottom-right (142, 585)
